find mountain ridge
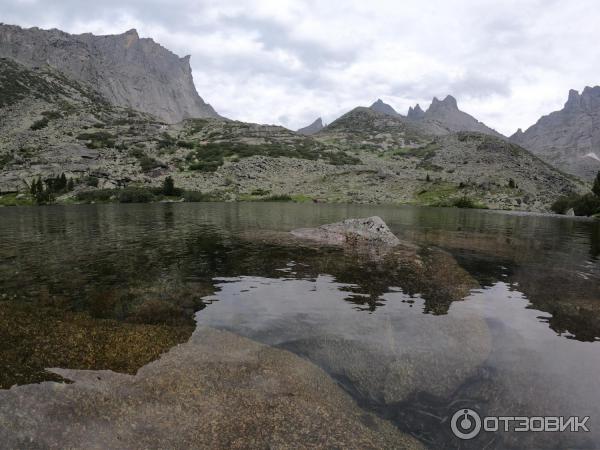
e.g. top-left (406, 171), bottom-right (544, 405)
top-left (511, 86), bottom-right (600, 180)
top-left (0, 23), bottom-right (219, 123)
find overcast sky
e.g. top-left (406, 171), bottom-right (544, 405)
top-left (2, 0), bottom-right (599, 134)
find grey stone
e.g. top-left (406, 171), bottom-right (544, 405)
top-left (291, 216), bottom-right (402, 247)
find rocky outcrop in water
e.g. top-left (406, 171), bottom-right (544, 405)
top-left (0, 24), bottom-right (219, 123)
top-left (510, 86), bottom-right (600, 180)
top-left (291, 216), bottom-right (402, 247)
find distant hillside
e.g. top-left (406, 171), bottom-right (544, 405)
top-left (511, 87), bottom-right (600, 180)
top-left (0, 24), bottom-right (219, 123)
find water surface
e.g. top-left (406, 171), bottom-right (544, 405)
top-left (1, 202), bottom-right (599, 449)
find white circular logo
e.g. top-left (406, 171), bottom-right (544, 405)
top-left (451, 408), bottom-right (482, 440)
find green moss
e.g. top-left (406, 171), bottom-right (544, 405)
top-left (185, 141), bottom-right (359, 172)
top-left (290, 194), bottom-right (313, 203)
top-left (0, 193), bottom-right (35, 206)
top-left (414, 183), bottom-right (459, 205)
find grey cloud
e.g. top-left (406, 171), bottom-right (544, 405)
top-left (1, 0), bottom-right (599, 135)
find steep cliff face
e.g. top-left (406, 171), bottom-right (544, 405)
top-left (0, 24), bottom-right (219, 123)
top-left (511, 87), bottom-right (600, 180)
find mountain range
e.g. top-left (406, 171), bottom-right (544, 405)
top-left (0, 24), bottom-right (595, 212)
top-left (511, 87), bottom-right (600, 180)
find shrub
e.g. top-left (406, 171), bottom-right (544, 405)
top-left (139, 156), bottom-right (164, 172)
top-left (76, 189), bottom-right (117, 203)
top-left (450, 196), bottom-right (485, 209)
top-left (183, 190), bottom-right (209, 202)
top-left (593, 171), bottom-right (600, 197)
top-left (30, 117), bottom-right (49, 131)
top-left (550, 195), bottom-right (578, 214)
top-left (76, 131), bottom-right (115, 148)
top-left (118, 187), bottom-right (155, 203)
top-left (551, 193), bottom-right (600, 216)
top-left (251, 188), bottom-right (270, 196)
top-left (84, 176), bottom-right (99, 187)
top-left (573, 193), bottom-right (600, 216)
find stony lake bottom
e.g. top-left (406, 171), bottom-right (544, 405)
top-left (0, 202), bottom-right (599, 449)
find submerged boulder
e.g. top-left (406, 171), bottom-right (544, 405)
top-left (291, 216), bottom-right (401, 247)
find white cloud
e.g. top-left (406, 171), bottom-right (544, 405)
top-left (1, 0), bottom-right (599, 134)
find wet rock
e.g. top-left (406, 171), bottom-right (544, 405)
top-left (0, 328), bottom-right (424, 449)
top-left (291, 216), bottom-right (401, 247)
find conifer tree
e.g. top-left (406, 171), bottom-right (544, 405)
top-left (593, 171), bottom-right (600, 197)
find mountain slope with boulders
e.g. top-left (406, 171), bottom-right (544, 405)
top-left (511, 86), bottom-right (600, 181)
top-left (0, 27), bottom-right (589, 212)
top-left (0, 24), bottom-right (219, 123)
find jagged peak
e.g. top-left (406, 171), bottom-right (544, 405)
top-left (297, 117), bottom-right (324, 135)
top-left (407, 103), bottom-right (425, 119)
top-left (124, 28), bottom-right (139, 37)
top-left (428, 95), bottom-right (459, 113)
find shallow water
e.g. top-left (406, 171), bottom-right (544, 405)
top-left (1, 202), bottom-right (599, 449)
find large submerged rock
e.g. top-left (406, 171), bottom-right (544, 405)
top-left (291, 216), bottom-right (402, 247)
top-left (0, 327), bottom-right (423, 449)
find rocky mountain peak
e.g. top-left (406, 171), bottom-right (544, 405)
top-left (0, 23), bottom-right (219, 123)
top-left (429, 95), bottom-right (458, 112)
top-left (369, 99), bottom-right (401, 116)
top-left (297, 117), bottom-right (324, 135)
top-left (407, 104), bottom-right (425, 120)
top-left (511, 86), bottom-right (600, 180)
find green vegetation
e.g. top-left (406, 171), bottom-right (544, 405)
top-left (30, 117), bottom-right (49, 131)
top-left (551, 171), bottom-right (600, 217)
top-left (0, 193), bottom-right (35, 206)
top-left (74, 178), bottom-right (206, 204)
top-left (77, 131), bottom-right (116, 149)
top-left (139, 156), bottom-right (164, 172)
top-left (0, 153), bottom-right (13, 169)
top-left (593, 171), bottom-right (600, 197)
top-left (182, 190), bottom-right (211, 202)
top-left (414, 182), bottom-right (459, 205)
top-left (162, 176), bottom-right (177, 196)
top-left (261, 194), bottom-right (293, 202)
top-left (29, 173), bottom-right (75, 205)
top-left (185, 141), bottom-right (359, 173)
top-left (117, 187), bottom-right (155, 203)
top-left (450, 196), bottom-right (486, 209)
